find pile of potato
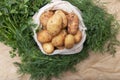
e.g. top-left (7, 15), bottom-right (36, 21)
top-left (37, 10), bottom-right (82, 54)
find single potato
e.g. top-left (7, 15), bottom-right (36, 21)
top-left (65, 34), bottom-right (75, 49)
top-left (67, 13), bottom-right (79, 35)
top-left (40, 11), bottom-right (54, 29)
top-left (74, 30), bottom-right (82, 43)
top-left (52, 34), bottom-right (64, 47)
top-left (47, 14), bottom-right (62, 36)
top-left (55, 10), bottom-right (67, 28)
top-left (43, 43), bottom-right (54, 54)
top-left (52, 30), bottom-right (67, 47)
top-left (37, 30), bottom-right (52, 43)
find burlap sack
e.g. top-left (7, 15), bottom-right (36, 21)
top-left (33, 0), bottom-right (87, 55)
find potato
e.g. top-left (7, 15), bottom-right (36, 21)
top-left (74, 30), bottom-right (82, 43)
top-left (40, 11), bottom-right (54, 29)
top-left (67, 13), bottom-right (79, 35)
top-left (52, 34), bottom-right (64, 47)
top-left (55, 10), bottom-right (67, 28)
top-left (52, 30), bottom-right (67, 47)
top-left (65, 34), bottom-right (75, 49)
top-left (37, 30), bottom-right (52, 43)
top-left (43, 43), bottom-right (54, 54)
top-left (47, 14), bottom-right (62, 36)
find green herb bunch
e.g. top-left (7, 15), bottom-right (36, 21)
top-left (0, 0), bottom-right (119, 80)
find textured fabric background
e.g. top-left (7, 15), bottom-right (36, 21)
top-left (0, 0), bottom-right (120, 80)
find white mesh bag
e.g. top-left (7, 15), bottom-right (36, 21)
top-left (33, 0), bottom-right (87, 55)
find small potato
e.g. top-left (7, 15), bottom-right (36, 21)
top-left (52, 35), bottom-right (64, 47)
top-left (47, 14), bottom-right (62, 36)
top-left (74, 30), bottom-right (82, 43)
top-left (67, 13), bottom-right (79, 35)
top-left (65, 34), bottom-right (75, 49)
top-left (40, 11), bottom-right (54, 29)
top-left (52, 30), bottom-right (67, 47)
top-left (43, 43), bottom-right (54, 54)
top-left (37, 30), bottom-right (52, 43)
top-left (55, 10), bottom-right (67, 28)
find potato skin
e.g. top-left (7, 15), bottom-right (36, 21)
top-left (59, 30), bottom-right (67, 38)
top-left (57, 46), bottom-right (65, 50)
top-left (47, 14), bottom-right (62, 36)
top-left (37, 30), bottom-right (52, 43)
top-left (40, 11), bottom-right (54, 29)
top-left (74, 30), bottom-right (82, 43)
top-left (67, 13), bottom-right (79, 35)
top-left (55, 10), bottom-right (67, 28)
top-left (65, 34), bottom-right (75, 49)
top-left (43, 43), bottom-right (54, 54)
top-left (52, 34), bottom-right (64, 47)
top-left (52, 30), bottom-right (67, 47)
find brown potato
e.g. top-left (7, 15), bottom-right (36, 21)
top-left (52, 30), bottom-right (67, 47)
top-left (67, 13), bottom-right (79, 35)
top-left (65, 34), bottom-right (75, 49)
top-left (47, 14), bottom-right (62, 36)
top-left (40, 11), bottom-right (54, 29)
top-left (74, 30), bottom-right (82, 43)
top-left (52, 34), bottom-right (64, 47)
top-left (55, 10), bottom-right (67, 28)
top-left (43, 43), bottom-right (54, 54)
top-left (37, 30), bottom-right (52, 43)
